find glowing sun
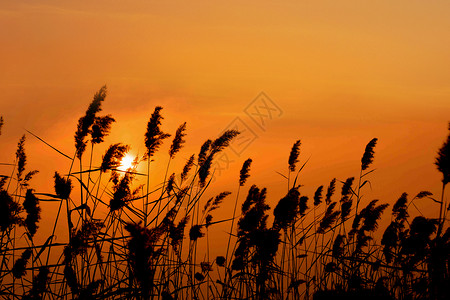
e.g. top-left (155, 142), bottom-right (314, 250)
top-left (118, 154), bottom-right (134, 172)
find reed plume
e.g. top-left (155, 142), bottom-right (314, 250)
top-left (314, 185), bottom-right (324, 206)
top-left (318, 202), bottom-right (340, 234)
top-left (23, 189), bottom-right (41, 237)
top-left (273, 187), bottom-right (300, 231)
top-left (74, 86), bottom-right (107, 159)
top-left (239, 158), bottom-right (252, 186)
top-left (361, 138), bottom-right (378, 171)
top-left (144, 106), bottom-right (171, 159)
top-left (325, 178), bottom-right (336, 204)
top-left (0, 190), bottom-right (23, 231)
top-left (181, 154), bottom-right (195, 182)
top-left (288, 140), bottom-right (301, 172)
top-left (169, 216), bottom-right (190, 252)
top-left (16, 134), bottom-right (26, 182)
top-left (54, 172), bottom-right (72, 199)
top-left (340, 177), bottom-right (354, 221)
top-left (22, 267), bottom-right (50, 300)
top-left (91, 115), bottom-right (115, 144)
top-left (100, 143), bottom-right (130, 172)
top-left (12, 249), bottom-right (32, 278)
top-left (435, 122), bottom-right (450, 185)
top-left (169, 122), bottom-right (187, 158)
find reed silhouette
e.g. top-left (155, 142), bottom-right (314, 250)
top-left (0, 87), bottom-right (448, 299)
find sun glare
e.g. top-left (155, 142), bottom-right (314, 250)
top-left (118, 154), bottom-right (134, 172)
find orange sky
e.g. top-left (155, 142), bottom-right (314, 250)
top-left (1, 1), bottom-right (450, 244)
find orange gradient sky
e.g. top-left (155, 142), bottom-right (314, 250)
top-left (1, 1), bottom-right (450, 243)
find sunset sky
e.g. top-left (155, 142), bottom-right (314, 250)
top-left (1, 1), bottom-right (450, 240)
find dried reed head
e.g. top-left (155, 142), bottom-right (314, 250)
top-left (23, 189), bottom-right (41, 237)
top-left (435, 122), bottom-right (450, 184)
top-left (16, 134), bottom-right (26, 181)
top-left (393, 193), bottom-right (409, 224)
top-left (169, 122), bottom-right (187, 158)
top-left (0, 190), bottom-right (23, 231)
top-left (144, 106), bottom-right (171, 159)
top-left (22, 266), bottom-right (50, 300)
top-left (54, 172), bottom-right (72, 199)
top-left (317, 202), bottom-right (340, 234)
top-left (181, 154), bottom-right (195, 182)
top-left (74, 86), bottom-right (107, 159)
top-left (340, 177), bottom-right (354, 221)
top-left (91, 115), bottom-right (115, 144)
top-left (273, 187), bottom-right (300, 231)
top-left (239, 158), bottom-right (252, 186)
top-left (332, 234), bottom-right (345, 258)
top-left (169, 216), bottom-right (190, 252)
top-left (314, 185), bottom-right (324, 206)
top-left (288, 140), bottom-right (301, 172)
top-left (198, 139), bottom-right (212, 166)
top-left (361, 138), bottom-right (378, 171)
top-left (100, 143), bottom-right (130, 172)
top-left (189, 224), bottom-right (204, 241)
top-left (215, 256), bottom-right (226, 267)
top-left (325, 178), bottom-right (336, 204)
top-left (12, 249), bottom-right (32, 278)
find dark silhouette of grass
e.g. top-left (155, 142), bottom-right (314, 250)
top-left (0, 87), bottom-right (448, 299)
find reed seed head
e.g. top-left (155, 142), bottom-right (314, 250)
top-left (288, 140), bottom-right (301, 172)
top-left (169, 122), bottom-right (187, 158)
top-left (435, 122), bottom-right (450, 185)
top-left (361, 138), bottom-right (378, 171)
top-left (144, 106), bottom-right (171, 159)
top-left (239, 158), bottom-right (252, 186)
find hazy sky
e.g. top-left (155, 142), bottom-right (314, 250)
top-left (1, 1), bottom-right (449, 239)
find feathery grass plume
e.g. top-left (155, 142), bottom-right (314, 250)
top-left (205, 214), bottom-right (213, 228)
top-left (325, 178), bottom-right (336, 204)
top-left (125, 222), bottom-right (164, 298)
top-left (189, 224), bottom-right (204, 241)
top-left (0, 176), bottom-right (7, 190)
top-left (181, 154), bottom-right (195, 182)
top-left (239, 158), bottom-right (252, 186)
top-left (402, 217), bottom-right (438, 258)
top-left (91, 115), bottom-right (115, 144)
top-left (22, 266), bottom-right (50, 300)
top-left (64, 219), bottom-right (104, 263)
top-left (216, 256), bottom-right (226, 267)
top-left (381, 222), bottom-right (399, 263)
top-left (169, 216), bottom-right (190, 252)
top-left (21, 170), bottom-right (39, 188)
top-left (210, 191), bottom-right (231, 212)
top-left (194, 272), bottom-right (205, 281)
top-left (359, 200), bottom-right (389, 232)
top-left (110, 171), bottom-right (136, 211)
top-left (392, 192), bottom-right (409, 225)
top-left (23, 189), bottom-right (41, 237)
top-left (340, 177), bottom-right (354, 221)
top-left (54, 172), bottom-right (72, 199)
top-left (169, 122), bottom-right (187, 158)
top-left (64, 264), bottom-right (79, 295)
top-left (299, 196), bottom-right (309, 216)
top-left (332, 234), bottom-right (345, 258)
top-left (288, 140), bottom-right (301, 172)
top-left (211, 129), bottom-right (240, 154)
top-left (0, 190), bottom-right (23, 231)
top-left (74, 86), bottom-right (107, 159)
top-left (361, 138), bottom-right (378, 171)
top-left (199, 130), bottom-right (240, 186)
top-left (16, 134), bottom-right (26, 181)
top-left (100, 143), bottom-right (130, 172)
top-left (314, 185), bottom-right (324, 206)
top-left (166, 173), bottom-right (175, 195)
top-left (144, 106), bottom-right (171, 159)
top-left (0, 116), bottom-right (3, 135)
top-left (317, 202), bottom-right (340, 234)
top-left (435, 122), bottom-right (450, 184)
top-left (12, 249), bottom-right (32, 278)
top-left (273, 187), bottom-right (300, 231)
top-left (198, 139), bottom-right (212, 166)
top-left (238, 185), bottom-right (270, 234)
